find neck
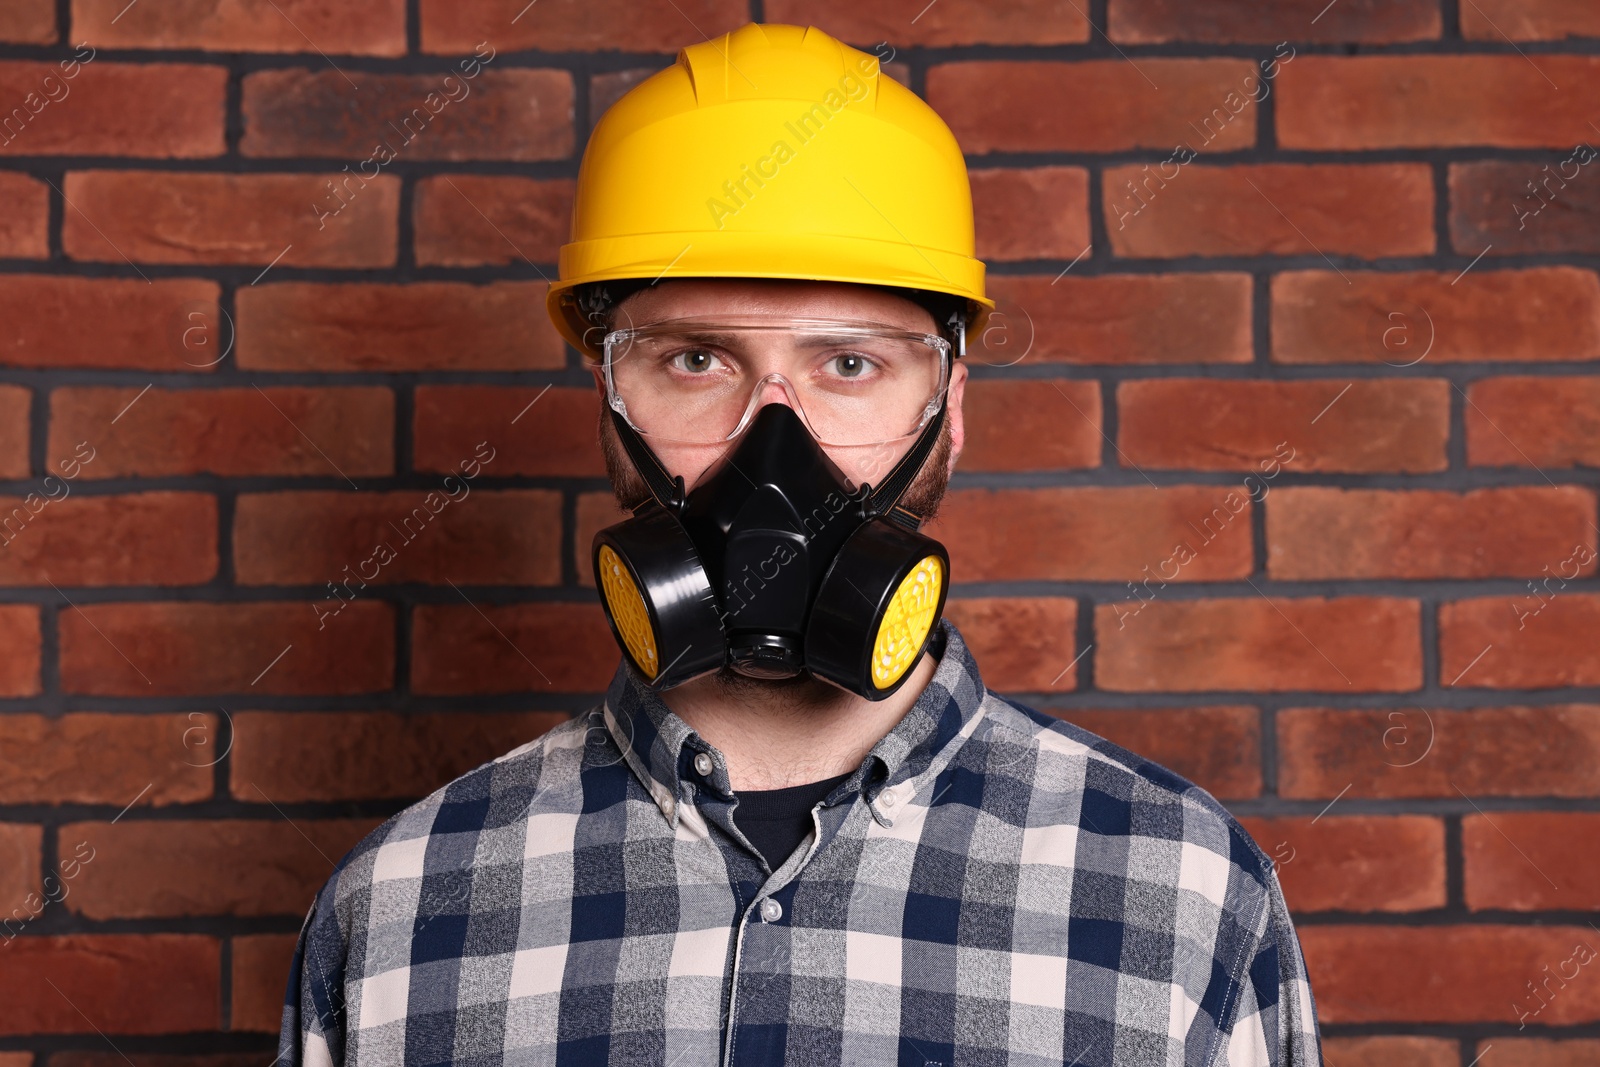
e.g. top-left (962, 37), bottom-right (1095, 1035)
top-left (661, 650), bottom-right (939, 791)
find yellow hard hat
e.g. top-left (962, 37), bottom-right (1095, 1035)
top-left (546, 21), bottom-right (993, 360)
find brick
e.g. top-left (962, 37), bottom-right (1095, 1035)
top-left (1299, 925), bottom-right (1600, 1024)
top-left (1319, 1037), bottom-right (1459, 1067)
top-left (943, 598), bottom-right (1078, 692)
top-left (0, 713), bottom-right (216, 806)
top-left (971, 168), bottom-right (1090, 263)
top-left (0, 935), bottom-right (218, 1033)
top-left (1450, 160), bottom-right (1600, 256)
top-left (0, 604), bottom-right (40, 696)
top-left (0, 492), bottom-right (217, 586)
top-left (421, 0), bottom-right (745, 53)
top-left (1119, 379), bottom-right (1449, 474)
top-left (0, 61), bottom-right (225, 157)
top-left (62, 171), bottom-right (398, 267)
top-left (1469, 377), bottom-right (1600, 468)
top-left (929, 486), bottom-right (1253, 582)
top-left (767, 0), bottom-right (1087, 45)
top-left (984, 275), bottom-right (1251, 365)
top-left (1473, 1040), bottom-right (1600, 1066)
top-left (236, 281), bottom-right (565, 371)
top-left (0, 385), bottom-right (27, 478)
top-left (0, 171), bottom-right (48, 257)
top-left (928, 60), bottom-right (1259, 154)
top-left (413, 176), bottom-right (573, 267)
top-left (1465, 812), bottom-right (1600, 912)
top-left (960, 380), bottom-right (1101, 472)
top-left (1236, 815), bottom-right (1445, 912)
top-left (1046, 706), bottom-right (1261, 799)
top-left (0, 1054), bottom-right (30, 1067)
top-left (411, 602), bottom-right (617, 694)
top-left (1279, 706), bottom-right (1600, 799)
top-left (1441, 595), bottom-right (1600, 689)
top-left (590, 68), bottom-right (666, 119)
top-left (0, 277), bottom-right (220, 370)
top-left (1108, 0), bottom-right (1437, 42)
top-left (0, 0), bottom-right (55, 43)
top-left (49, 1056), bottom-right (263, 1067)
top-left (1106, 163), bottom-right (1433, 259)
top-left (241, 69), bottom-right (574, 161)
top-left (73, 0), bottom-right (405, 54)
top-left (231, 711), bottom-right (568, 803)
top-left (0, 822), bottom-right (42, 916)
top-left (1273, 267), bottom-right (1600, 363)
top-left (49, 386), bottom-right (393, 479)
top-left (1280, 55), bottom-right (1600, 149)
top-left (1464, 0), bottom-right (1600, 39)
top-left (576, 492), bottom-right (630, 587)
top-left (1096, 598), bottom-right (1421, 693)
top-left (232, 933), bottom-right (299, 1033)
top-left (63, 818), bottom-right (377, 918)
top-left (413, 386), bottom-right (603, 477)
top-left (58, 601), bottom-right (394, 696)
top-left (1269, 487), bottom-right (1598, 580)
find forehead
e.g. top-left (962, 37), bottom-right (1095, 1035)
top-left (613, 279), bottom-right (937, 333)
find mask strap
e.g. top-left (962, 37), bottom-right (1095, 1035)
top-left (865, 310), bottom-right (963, 527)
top-left (609, 406), bottom-right (688, 514)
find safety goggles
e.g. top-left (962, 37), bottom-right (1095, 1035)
top-left (601, 316), bottom-right (952, 448)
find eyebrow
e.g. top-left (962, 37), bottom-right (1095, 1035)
top-left (658, 330), bottom-right (893, 349)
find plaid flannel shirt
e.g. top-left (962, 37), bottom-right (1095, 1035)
top-left (278, 617), bottom-right (1323, 1066)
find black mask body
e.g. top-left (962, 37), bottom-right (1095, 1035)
top-left (593, 398), bottom-right (951, 701)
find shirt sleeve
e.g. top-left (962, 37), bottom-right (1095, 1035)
top-left (277, 886), bottom-right (350, 1067)
top-left (1217, 867), bottom-right (1324, 1067)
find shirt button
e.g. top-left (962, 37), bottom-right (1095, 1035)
top-left (693, 752), bottom-right (714, 777)
top-left (879, 788), bottom-right (899, 809)
top-left (759, 898), bottom-right (783, 923)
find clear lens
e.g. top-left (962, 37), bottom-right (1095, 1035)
top-left (603, 317), bottom-right (949, 447)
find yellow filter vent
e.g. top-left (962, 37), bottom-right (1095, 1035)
top-left (870, 555), bottom-right (944, 690)
top-left (598, 544), bottom-right (659, 679)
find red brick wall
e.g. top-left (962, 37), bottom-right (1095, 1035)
top-left (0, 1), bottom-right (1596, 1062)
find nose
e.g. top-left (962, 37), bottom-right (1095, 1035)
top-left (751, 373), bottom-right (796, 410)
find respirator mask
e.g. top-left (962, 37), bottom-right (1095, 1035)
top-left (590, 309), bottom-right (962, 701)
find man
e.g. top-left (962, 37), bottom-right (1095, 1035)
top-left (279, 22), bottom-right (1323, 1067)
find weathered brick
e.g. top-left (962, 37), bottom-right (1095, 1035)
top-left (928, 486), bottom-right (1253, 582)
top-left (576, 491), bottom-right (630, 587)
top-left (421, 0), bottom-right (746, 53)
top-left (0, 935), bottom-right (218, 1034)
top-left (960, 380), bottom-right (1101, 471)
top-left (63, 819), bottom-right (378, 918)
top-left (1119, 379), bottom-right (1449, 473)
top-left (1468, 376), bottom-right (1600, 469)
top-left (1441, 595), bottom-right (1600, 689)
top-left (1279, 705), bottom-right (1600, 799)
top-left (231, 711), bottom-right (568, 803)
top-left (943, 598), bottom-right (1078, 692)
top-left (1273, 267), bottom-right (1600, 363)
top-left (1472, 1039), bottom-right (1600, 1066)
top-left (928, 60), bottom-right (1260, 154)
top-left (0, 492), bottom-right (217, 586)
top-left (1096, 598), bottom-right (1422, 692)
top-left (767, 0), bottom-right (1087, 45)
top-left (1268, 487), bottom-right (1597, 579)
top-left (1279, 55), bottom-right (1600, 149)
top-left (48, 1055), bottom-right (263, 1067)
top-left (0, 0), bottom-right (55, 43)
top-left (0, 385), bottom-right (28, 478)
top-left (1464, 0), bottom-right (1600, 40)
top-left (62, 171), bottom-right (398, 267)
top-left (0, 277), bottom-right (220, 370)
top-left (241, 69), bottom-right (574, 161)
top-left (1464, 812), bottom-right (1600, 911)
top-left (971, 168), bottom-right (1090, 263)
top-left (1047, 706), bottom-right (1261, 799)
top-left (0, 713), bottom-right (216, 806)
top-left (0, 822), bottom-right (42, 917)
top-left (984, 274), bottom-right (1252, 365)
top-left (1105, 164), bottom-right (1433, 259)
top-left (235, 489), bottom-right (561, 589)
top-left (0, 604), bottom-right (40, 697)
top-left (58, 601), bottom-right (394, 696)
top-left (413, 386), bottom-right (604, 478)
top-left (232, 933), bottom-right (299, 1033)
top-left (1450, 160), bottom-right (1600, 256)
top-left (413, 176), bottom-right (573, 267)
top-left (49, 386), bottom-right (394, 479)
top-left (236, 282), bottom-right (566, 371)
top-left (0, 171), bottom-right (48, 258)
top-left (73, 0), bottom-right (405, 54)
top-left (1108, 0), bottom-right (1438, 42)
top-left (1236, 815), bottom-right (1445, 912)
top-left (1319, 1036), bottom-right (1460, 1067)
top-left (0, 61), bottom-right (225, 157)
top-left (411, 602), bottom-right (617, 694)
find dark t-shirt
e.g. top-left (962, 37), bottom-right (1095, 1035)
top-left (732, 771), bottom-right (853, 870)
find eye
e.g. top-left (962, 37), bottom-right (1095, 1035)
top-left (828, 353), bottom-right (873, 379)
top-left (669, 347), bottom-right (723, 374)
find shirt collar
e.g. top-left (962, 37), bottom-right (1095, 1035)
top-left (599, 616), bottom-right (988, 827)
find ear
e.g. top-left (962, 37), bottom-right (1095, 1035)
top-left (945, 358), bottom-right (968, 477)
